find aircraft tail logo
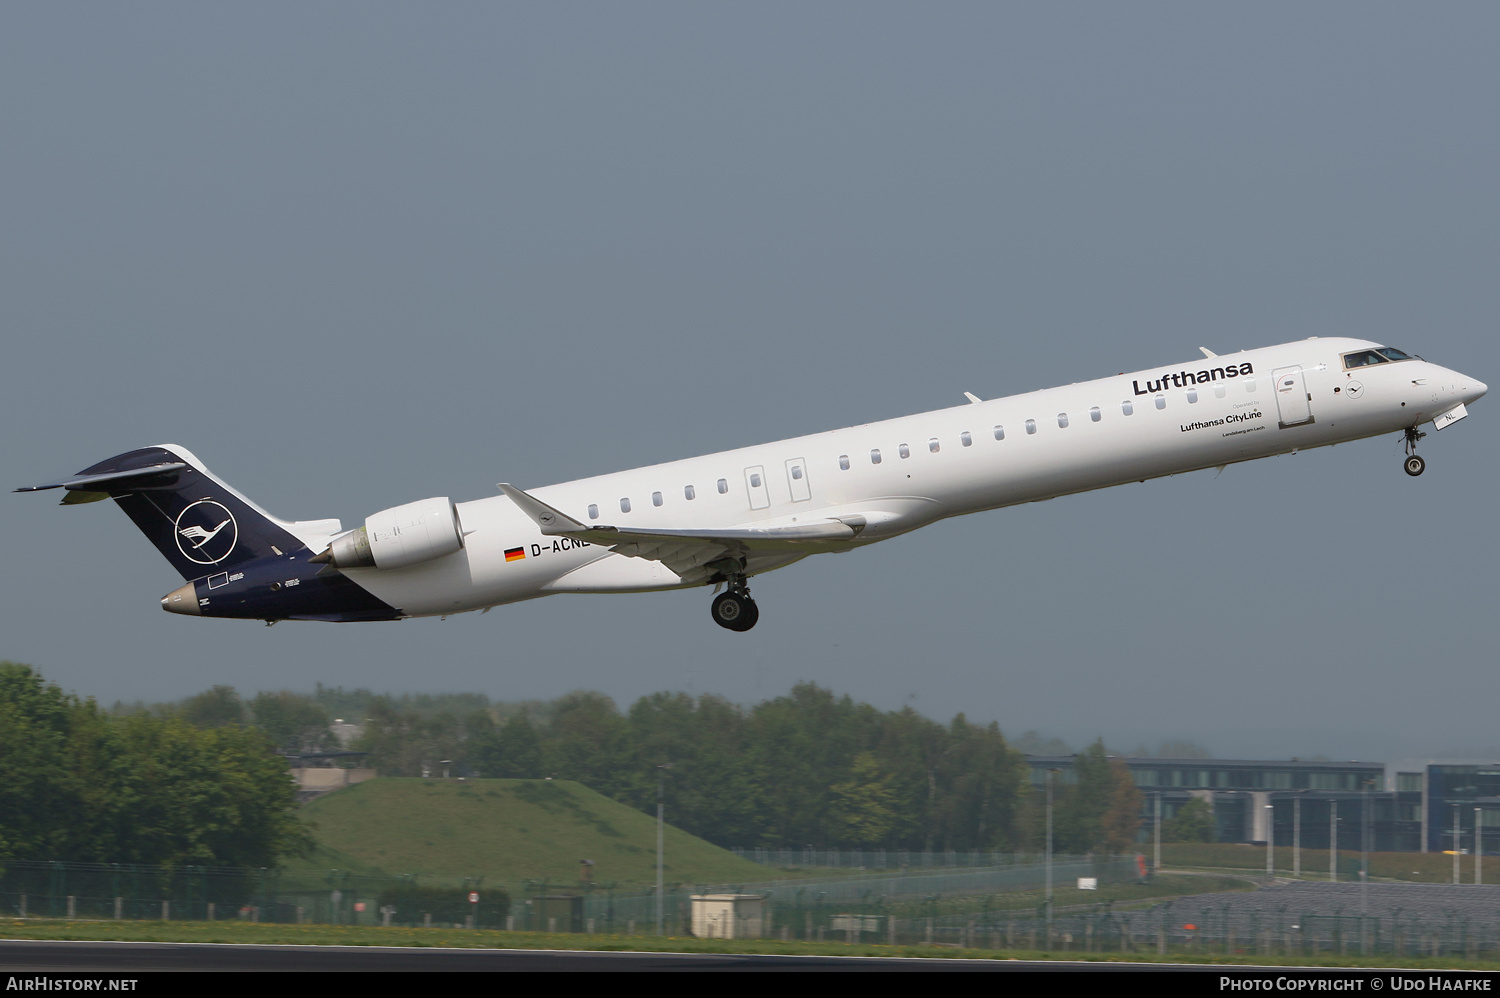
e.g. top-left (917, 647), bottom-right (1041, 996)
top-left (174, 500), bottom-right (238, 564)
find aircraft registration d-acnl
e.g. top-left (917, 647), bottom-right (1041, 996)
top-left (19, 338), bottom-right (1486, 631)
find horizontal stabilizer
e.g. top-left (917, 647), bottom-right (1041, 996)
top-left (15, 462), bottom-right (187, 495)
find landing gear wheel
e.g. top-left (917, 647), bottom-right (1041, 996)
top-left (739, 597), bottom-right (760, 630)
top-left (711, 591), bottom-right (759, 631)
top-left (1402, 425), bottom-right (1427, 477)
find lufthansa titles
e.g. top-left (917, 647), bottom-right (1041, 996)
top-left (1135, 362), bottom-right (1254, 396)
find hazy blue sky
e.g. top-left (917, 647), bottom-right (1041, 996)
top-left (4, 3), bottom-right (1496, 761)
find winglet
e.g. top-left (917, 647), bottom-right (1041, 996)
top-left (497, 483), bottom-right (588, 535)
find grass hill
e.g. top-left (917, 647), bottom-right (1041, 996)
top-left (295, 778), bottom-right (771, 888)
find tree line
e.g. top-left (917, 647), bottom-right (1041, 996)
top-left (4, 665), bottom-right (1186, 866)
top-left (0, 663), bottom-right (308, 868)
top-left (351, 683), bottom-right (1145, 855)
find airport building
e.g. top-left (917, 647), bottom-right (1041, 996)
top-left (1026, 755), bottom-right (1500, 854)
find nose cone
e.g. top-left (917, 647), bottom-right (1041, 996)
top-left (1466, 378), bottom-right (1488, 404)
top-left (162, 582), bottom-right (200, 615)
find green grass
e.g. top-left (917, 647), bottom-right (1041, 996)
top-left (293, 778), bottom-right (772, 888)
top-left (885, 874), bottom-right (1256, 919)
top-left (1162, 843), bottom-right (1487, 883)
top-left (2, 918), bottom-right (1494, 969)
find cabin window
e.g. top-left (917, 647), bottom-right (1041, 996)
top-left (652, 491), bottom-right (663, 507)
top-left (871, 449), bottom-right (882, 464)
top-left (684, 485), bottom-right (696, 500)
top-left (1214, 385), bottom-right (1226, 399)
top-left (839, 454), bottom-right (850, 470)
top-left (1056, 413), bottom-right (1069, 428)
top-left (1025, 419), bottom-right (1036, 434)
top-left (1121, 401), bottom-right (1134, 416)
top-left (1154, 395), bottom-right (1166, 410)
top-left (749, 473), bottom-right (762, 488)
top-left (1089, 406), bottom-right (1101, 422)
top-left (928, 438), bottom-right (940, 453)
top-left (899, 443), bottom-right (910, 459)
top-left (1245, 379), bottom-right (1257, 393)
top-left (1186, 390), bottom-right (1198, 404)
top-left (620, 498), bottom-right (631, 513)
top-left (717, 478), bottom-right (728, 494)
top-left (961, 431), bottom-right (972, 447)
top-left (588, 504), bottom-right (599, 520)
top-left (993, 425), bottom-right (1005, 440)
top-left (791, 466), bottom-right (804, 480)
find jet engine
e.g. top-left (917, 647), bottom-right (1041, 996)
top-left (315, 497), bottom-right (465, 570)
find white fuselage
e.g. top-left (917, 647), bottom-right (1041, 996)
top-left (337, 337), bottom-right (1484, 618)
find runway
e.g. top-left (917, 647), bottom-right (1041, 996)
top-left (0, 939), bottom-right (1232, 972)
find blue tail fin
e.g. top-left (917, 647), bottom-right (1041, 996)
top-left (18, 445), bottom-right (327, 581)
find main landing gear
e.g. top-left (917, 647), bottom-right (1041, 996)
top-left (710, 579), bottom-right (760, 632)
top-left (1404, 426), bottom-right (1427, 477)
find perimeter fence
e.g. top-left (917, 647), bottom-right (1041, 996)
top-left (0, 861), bottom-right (508, 928)
top-left (730, 848), bottom-right (1052, 869)
top-left (0, 855), bottom-right (1132, 934)
top-left (16, 857), bottom-right (1495, 959)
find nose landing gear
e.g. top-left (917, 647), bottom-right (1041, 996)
top-left (710, 579), bottom-right (759, 631)
top-left (1403, 426), bottom-right (1427, 477)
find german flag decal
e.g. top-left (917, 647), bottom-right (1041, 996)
top-left (505, 547), bottom-right (525, 562)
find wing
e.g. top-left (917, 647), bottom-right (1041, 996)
top-left (497, 483), bottom-right (865, 583)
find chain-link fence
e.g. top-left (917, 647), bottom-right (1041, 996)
top-left (1, 856), bottom-right (1134, 934)
top-left (0, 861), bottom-right (505, 928)
top-left (847, 882), bottom-right (1500, 959)
top-left (730, 848), bottom-right (1048, 869)
top-left (14, 857), bottom-right (1492, 959)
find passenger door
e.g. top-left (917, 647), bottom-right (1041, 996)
top-left (744, 465), bottom-right (770, 510)
top-left (785, 457), bottom-right (811, 503)
top-left (1272, 366), bottom-right (1313, 427)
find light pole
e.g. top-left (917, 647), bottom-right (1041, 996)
top-left (1265, 804), bottom-right (1275, 884)
top-left (1361, 779), bottom-right (1371, 954)
top-left (1153, 793), bottom-right (1162, 876)
top-left (1045, 768), bottom-right (1059, 944)
top-left (1454, 804), bottom-right (1462, 885)
top-left (1330, 800), bottom-right (1338, 883)
top-left (1477, 807), bottom-right (1484, 886)
top-left (656, 763), bottom-right (671, 935)
top-left (1266, 804), bottom-right (1278, 882)
top-left (1293, 795), bottom-right (1302, 879)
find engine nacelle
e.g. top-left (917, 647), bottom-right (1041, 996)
top-left (321, 497), bottom-right (465, 570)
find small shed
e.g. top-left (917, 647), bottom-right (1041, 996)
top-left (690, 893), bottom-right (768, 939)
top-left (529, 894), bottom-right (584, 933)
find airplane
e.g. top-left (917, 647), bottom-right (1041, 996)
top-left (17, 337), bottom-right (1486, 631)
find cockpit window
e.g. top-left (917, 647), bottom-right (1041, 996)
top-left (1376, 347), bottom-right (1414, 362)
top-left (1343, 350), bottom-right (1388, 369)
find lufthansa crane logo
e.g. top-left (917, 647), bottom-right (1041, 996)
top-left (174, 499), bottom-right (238, 565)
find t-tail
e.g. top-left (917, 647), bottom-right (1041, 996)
top-left (16, 445), bottom-right (399, 622)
